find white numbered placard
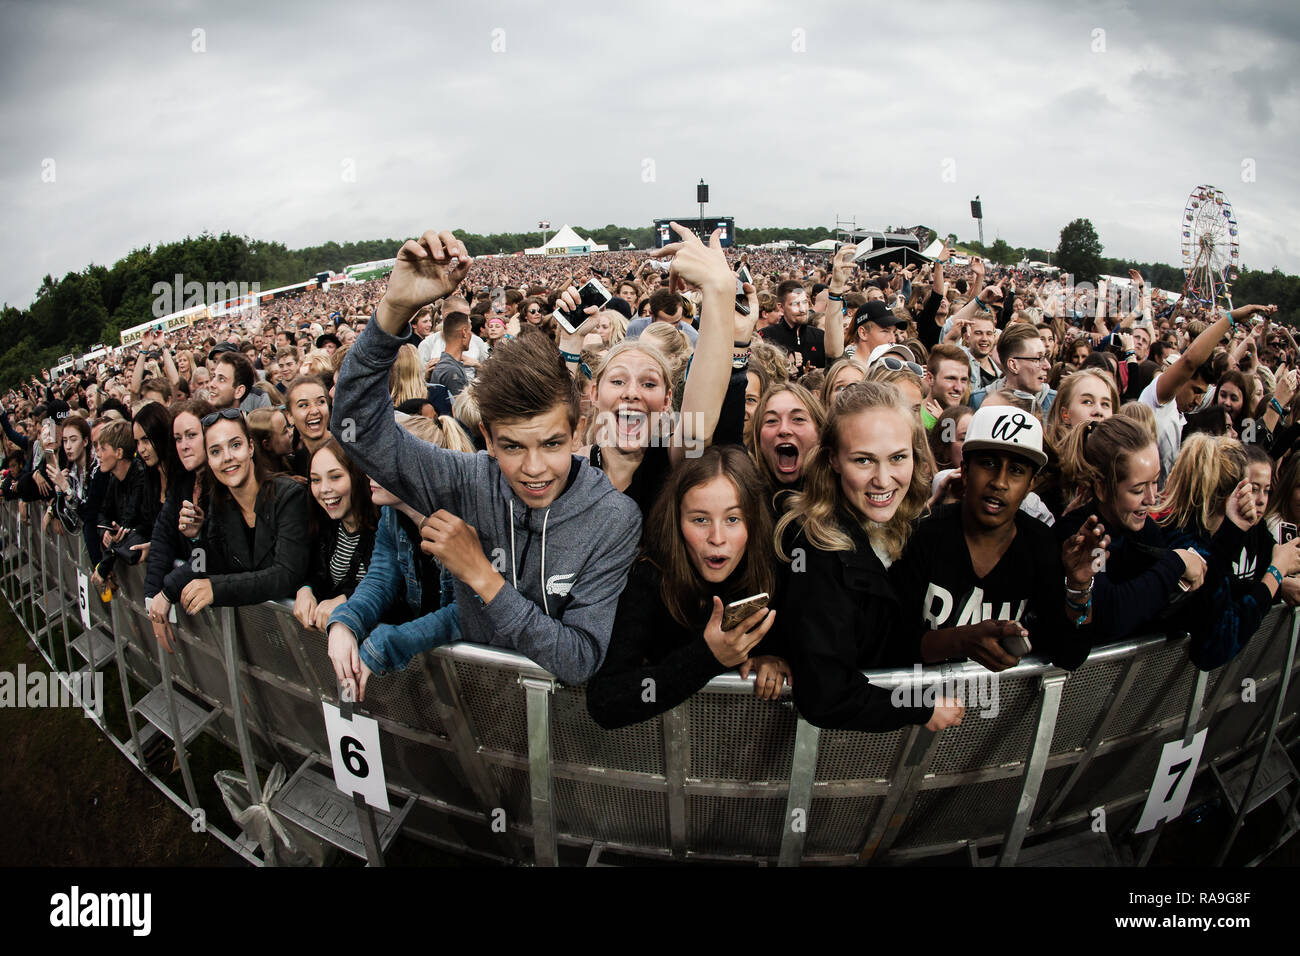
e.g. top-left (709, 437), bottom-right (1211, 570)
top-left (1134, 729), bottom-right (1207, 834)
top-left (321, 701), bottom-right (389, 812)
top-left (76, 569), bottom-right (92, 631)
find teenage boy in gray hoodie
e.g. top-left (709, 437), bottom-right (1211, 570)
top-left (330, 230), bottom-right (642, 696)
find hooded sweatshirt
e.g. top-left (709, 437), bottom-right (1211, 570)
top-left (332, 318), bottom-right (642, 685)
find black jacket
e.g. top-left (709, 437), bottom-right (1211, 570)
top-left (144, 470), bottom-right (197, 601)
top-left (1055, 501), bottom-right (1187, 642)
top-left (100, 459), bottom-right (154, 539)
top-left (162, 476), bottom-right (310, 606)
top-left (586, 558), bottom-right (769, 729)
top-left (760, 318), bottom-right (827, 369)
top-left (307, 518), bottom-right (376, 600)
top-left (775, 513), bottom-right (932, 732)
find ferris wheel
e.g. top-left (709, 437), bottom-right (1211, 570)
top-left (1180, 184), bottom-right (1239, 309)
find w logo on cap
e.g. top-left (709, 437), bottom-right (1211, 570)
top-left (990, 413), bottom-right (1032, 443)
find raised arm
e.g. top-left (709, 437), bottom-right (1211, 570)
top-left (662, 224), bottom-right (749, 468)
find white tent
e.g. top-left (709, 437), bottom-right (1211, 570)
top-left (525, 224), bottom-right (609, 256)
top-left (805, 239), bottom-right (838, 252)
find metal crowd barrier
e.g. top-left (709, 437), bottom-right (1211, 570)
top-left (2, 496), bottom-right (1298, 866)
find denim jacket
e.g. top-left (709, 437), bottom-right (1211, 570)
top-left (328, 506), bottom-right (455, 663)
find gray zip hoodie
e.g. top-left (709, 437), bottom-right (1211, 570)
top-left (331, 319), bottom-right (642, 684)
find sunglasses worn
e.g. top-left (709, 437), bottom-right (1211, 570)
top-left (202, 407), bottom-right (244, 428)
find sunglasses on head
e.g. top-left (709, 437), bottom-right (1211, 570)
top-left (876, 355), bottom-right (925, 376)
top-left (201, 407), bottom-right (244, 428)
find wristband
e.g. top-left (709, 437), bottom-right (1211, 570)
top-left (1266, 565), bottom-right (1284, 588)
top-left (974, 298), bottom-right (991, 313)
top-left (827, 291), bottom-right (844, 302)
top-left (559, 349), bottom-right (581, 364)
top-left (731, 350), bottom-right (751, 370)
top-left (1070, 594), bottom-right (1092, 627)
top-left (1270, 397), bottom-right (1286, 416)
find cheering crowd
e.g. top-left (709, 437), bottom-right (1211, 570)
top-left (4, 223), bottom-right (1299, 735)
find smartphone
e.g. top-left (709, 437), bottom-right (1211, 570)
top-left (1000, 632), bottom-right (1032, 657)
top-left (1279, 521), bottom-right (1297, 544)
top-left (553, 278), bottom-right (612, 335)
top-left (735, 265), bottom-right (753, 316)
top-left (722, 592), bottom-right (769, 631)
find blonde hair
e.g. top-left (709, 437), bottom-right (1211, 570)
top-left (301, 349), bottom-right (335, 379)
top-left (1158, 434), bottom-right (1246, 532)
top-left (1045, 370), bottom-right (1121, 449)
top-left (640, 322), bottom-right (692, 375)
top-left (1118, 400), bottom-right (1158, 443)
top-left (775, 382), bottom-right (933, 563)
top-left (821, 357), bottom-right (871, 410)
top-left (748, 339), bottom-right (791, 387)
top-left (598, 309), bottom-right (629, 346)
top-left (400, 411), bottom-right (475, 453)
top-left (389, 343), bottom-right (426, 406)
top-left (585, 339), bottom-right (675, 444)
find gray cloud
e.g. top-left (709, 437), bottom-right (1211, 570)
top-left (1, 0), bottom-right (1298, 309)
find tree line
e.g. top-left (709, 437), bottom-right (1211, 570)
top-left (3, 222), bottom-right (1297, 391)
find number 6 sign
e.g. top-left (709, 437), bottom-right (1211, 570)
top-left (321, 701), bottom-right (390, 813)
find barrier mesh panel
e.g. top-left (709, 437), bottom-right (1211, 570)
top-left (555, 777), bottom-right (667, 848)
top-left (1051, 657), bottom-right (1126, 754)
top-left (353, 664), bottom-right (448, 740)
top-left (814, 727), bottom-right (905, 782)
top-left (550, 686), bottom-right (664, 775)
top-left (688, 696), bottom-right (796, 780)
top-left (456, 663), bottom-right (528, 756)
top-left (235, 603), bottom-right (310, 684)
top-left (805, 795), bottom-right (884, 857)
top-left (928, 674), bottom-right (1037, 774)
top-left (1106, 642), bottom-right (1195, 736)
top-left (895, 775), bottom-right (1024, 848)
top-left (489, 764), bottom-right (532, 826)
top-left (688, 794), bottom-right (785, 856)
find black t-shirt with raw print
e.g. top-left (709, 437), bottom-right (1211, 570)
top-left (890, 503), bottom-right (1092, 670)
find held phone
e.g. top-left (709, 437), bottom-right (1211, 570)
top-left (1279, 521), bottom-right (1297, 544)
top-left (735, 265), bottom-right (753, 316)
top-left (553, 278), bottom-right (612, 335)
top-left (1000, 632), bottom-right (1032, 658)
top-left (722, 592), bottom-right (770, 630)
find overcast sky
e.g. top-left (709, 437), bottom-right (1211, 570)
top-left (2, 0), bottom-right (1297, 308)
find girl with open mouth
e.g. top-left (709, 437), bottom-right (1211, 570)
top-left (748, 381), bottom-right (825, 513)
top-left (284, 375), bottom-right (332, 478)
top-left (295, 438), bottom-right (379, 634)
top-left (587, 445), bottom-right (786, 730)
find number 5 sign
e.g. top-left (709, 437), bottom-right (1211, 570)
top-left (76, 569), bottom-right (92, 631)
top-left (321, 701), bottom-right (390, 813)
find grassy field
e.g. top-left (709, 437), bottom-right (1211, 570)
top-left (0, 597), bottom-right (235, 865)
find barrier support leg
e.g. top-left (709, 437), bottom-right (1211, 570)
top-left (1214, 612), bottom-right (1299, 866)
top-left (156, 628), bottom-right (202, 812)
top-left (859, 724), bottom-right (942, 864)
top-left (662, 704), bottom-right (690, 861)
top-left (997, 673), bottom-right (1067, 866)
top-left (520, 676), bottom-right (558, 866)
top-left (219, 607), bottom-right (263, 806)
top-left (779, 717), bottom-right (821, 867)
top-left (1136, 667), bottom-right (1208, 866)
top-left (110, 589), bottom-right (147, 768)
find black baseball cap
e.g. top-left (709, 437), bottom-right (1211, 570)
top-left (316, 333), bottom-right (341, 350)
top-left (208, 342), bottom-right (240, 362)
top-left (852, 300), bottom-right (907, 333)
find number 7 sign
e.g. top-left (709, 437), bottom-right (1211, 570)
top-left (1134, 729), bottom-right (1207, 834)
top-left (321, 701), bottom-right (390, 813)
